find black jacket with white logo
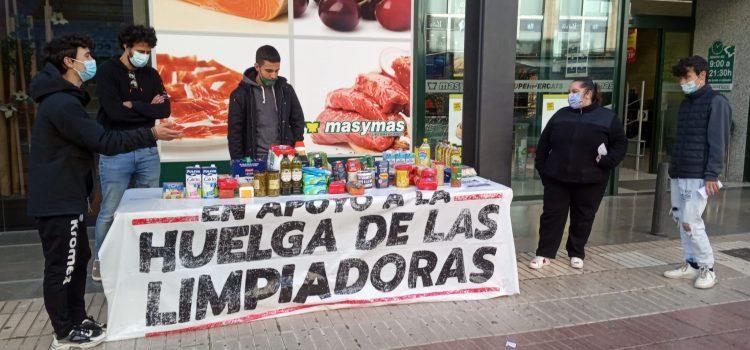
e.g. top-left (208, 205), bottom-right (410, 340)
top-left (28, 63), bottom-right (157, 217)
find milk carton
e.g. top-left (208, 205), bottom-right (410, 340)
top-left (201, 164), bottom-right (218, 199)
top-left (185, 165), bottom-right (202, 199)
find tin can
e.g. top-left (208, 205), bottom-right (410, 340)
top-left (376, 172), bottom-right (390, 188)
top-left (334, 161), bottom-right (346, 181)
top-left (346, 158), bottom-right (362, 173)
top-left (357, 170), bottom-right (374, 188)
top-left (396, 164), bottom-right (411, 188)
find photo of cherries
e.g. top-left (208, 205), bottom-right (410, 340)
top-left (294, 0), bottom-right (411, 33)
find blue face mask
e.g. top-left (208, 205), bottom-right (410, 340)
top-left (73, 58), bottom-right (97, 82)
top-left (681, 79), bottom-right (698, 94)
top-left (568, 92), bottom-right (584, 109)
top-left (129, 50), bottom-right (150, 68)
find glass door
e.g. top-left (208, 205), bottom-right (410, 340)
top-left (653, 31), bottom-right (692, 168)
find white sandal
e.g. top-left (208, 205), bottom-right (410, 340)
top-left (570, 257), bottom-right (584, 269)
top-left (529, 256), bottom-right (550, 270)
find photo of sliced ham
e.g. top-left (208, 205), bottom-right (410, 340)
top-left (180, 0), bottom-right (288, 21)
top-left (392, 56), bottom-right (411, 94)
top-left (311, 109), bottom-right (399, 152)
top-left (355, 72), bottom-right (409, 115)
top-left (156, 53), bottom-right (243, 139)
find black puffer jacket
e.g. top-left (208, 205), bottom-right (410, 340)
top-left (28, 63), bottom-right (157, 217)
top-left (535, 104), bottom-right (627, 184)
top-left (669, 85), bottom-right (732, 181)
top-left (227, 68), bottom-right (305, 160)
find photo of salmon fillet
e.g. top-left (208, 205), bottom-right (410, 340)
top-left (180, 0), bottom-right (288, 21)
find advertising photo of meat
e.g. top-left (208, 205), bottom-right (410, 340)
top-left (310, 53), bottom-right (411, 153)
top-left (311, 109), bottom-right (402, 152)
top-left (180, 0), bottom-right (288, 21)
top-left (156, 54), bottom-right (243, 139)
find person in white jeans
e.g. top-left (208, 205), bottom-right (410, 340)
top-left (663, 56), bottom-right (732, 289)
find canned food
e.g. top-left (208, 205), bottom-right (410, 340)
top-left (346, 158), bottom-right (362, 173)
top-left (357, 170), bottom-right (374, 188)
top-left (395, 164), bottom-right (411, 188)
top-left (376, 172), bottom-right (390, 188)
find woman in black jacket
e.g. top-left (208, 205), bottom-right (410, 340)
top-left (530, 77), bottom-right (627, 270)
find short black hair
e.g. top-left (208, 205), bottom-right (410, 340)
top-left (671, 55), bottom-right (708, 78)
top-left (256, 45), bottom-right (281, 65)
top-left (118, 25), bottom-right (157, 49)
top-left (44, 34), bottom-right (94, 74)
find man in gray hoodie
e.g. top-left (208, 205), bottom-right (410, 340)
top-left (227, 45), bottom-right (305, 160)
top-left (662, 55), bottom-right (732, 289)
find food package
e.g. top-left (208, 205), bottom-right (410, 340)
top-left (328, 180), bottom-right (346, 194)
top-left (268, 145), bottom-right (294, 171)
top-left (304, 185), bottom-right (328, 196)
top-left (162, 182), bottom-right (185, 199)
top-left (185, 165), bottom-right (202, 199)
top-left (201, 165), bottom-right (218, 199)
top-left (347, 181), bottom-right (365, 196)
top-left (239, 185), bottom-right (255, 198)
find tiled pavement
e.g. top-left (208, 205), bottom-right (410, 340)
top-left (2, 233), bottom-right (750, 349)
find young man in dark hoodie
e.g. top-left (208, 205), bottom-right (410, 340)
top-left (93, 25), bottom-right (170, 281)
top-left (662, 56), bottom-right (732, 289)
top-left (227, 45), bottom-right (305, 160)
top-left (29, 34), bottom-right (180, 349)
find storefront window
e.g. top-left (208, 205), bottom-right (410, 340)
top-left (423, 0), bottom-right (465, 147)
top-left (513, 0), bottom-right (621, 197)
top-left (0, 1), bottom-right (142, 230)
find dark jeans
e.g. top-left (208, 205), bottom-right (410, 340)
top-left (38, 214), bottom-right (91, 339)
top-left (536, 177), bottom-right (608, 259)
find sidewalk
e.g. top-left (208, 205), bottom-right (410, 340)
top-left (1, 233), bottom-right (750, 349)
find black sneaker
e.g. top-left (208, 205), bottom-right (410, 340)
top-left (50, 325), bottom-right (106, 350)
top-left (80, 315), bottom-right (107, 332)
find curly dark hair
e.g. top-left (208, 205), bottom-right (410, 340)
top-left (118, 25), bottom-right (157, 49)
top-left (671, 55), bottom-right (708, 78)
top-left (44, 33), bottom-right (94, 74)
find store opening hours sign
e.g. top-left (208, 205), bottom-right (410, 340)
top-left (708, 41), bottom-right (735, 91)
top-left (100, 187), bottom-right (518, 340)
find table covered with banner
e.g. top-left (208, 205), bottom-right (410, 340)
top-left (99, 180), bottom-right (518, 340)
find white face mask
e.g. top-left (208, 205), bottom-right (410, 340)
top-left (129, 50), bottom-right (150, 68)
top-left (681, 79), bottom-right (699, 94)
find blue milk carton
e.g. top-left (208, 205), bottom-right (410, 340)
top-left (185, 165), bottom-right (202, 199)
top-left (201, 164), bottom-right (218, 199)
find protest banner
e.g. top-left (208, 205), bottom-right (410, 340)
top-left (100, 184), bottom-right (517, 340)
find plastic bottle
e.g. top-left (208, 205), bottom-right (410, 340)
top-left (418, 138), bottom-right (431, 167)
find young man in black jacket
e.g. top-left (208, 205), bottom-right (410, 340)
top-left (93, 25), bottom-right (170, 281)
top-left (29, 34), bottom-right (180, 349)
top-left (662, 56), bottom-right (732, 289)
top-left (227, 45), bottom-right (305, 160)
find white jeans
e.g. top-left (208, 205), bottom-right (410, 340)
top-left (670, 178), bottom-right (714, 268)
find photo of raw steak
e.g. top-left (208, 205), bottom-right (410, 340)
top-left (311, 109), bottom-right (400, 152)
top-left (326, 88), bottom-right (388, 121)
top-left (355, 73), bottom-right (409, 115)
top-left (392, 56), bottom-right (411, 94)
top-left (157, 54), bottom-right (243, 138)
top-left (180, 0), bottom-right (288, 21)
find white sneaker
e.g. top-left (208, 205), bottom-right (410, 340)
top-left (50, 325), bottom-right (106, 350)
top-left (570, 257), bottom-right (584, 269)
top-left (529, 256), bottom-right (550, 270)
top-left (663, 263), bottom-right (699, 279)
top-left (694, 267), bottom-right (717, 289)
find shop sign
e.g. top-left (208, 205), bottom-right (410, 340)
top-left (565, 44), bottom-right (589, 78)
top-left (426, 79), bottom-right (463, 93)
top-left (708, 40), bottom-right (735, 91)
top-left (559, 19), bottom-right (582, 33)
top-left (514, 80), bottom-right (613, 93)
top-left (627, 28), bottom-right (637, 64)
